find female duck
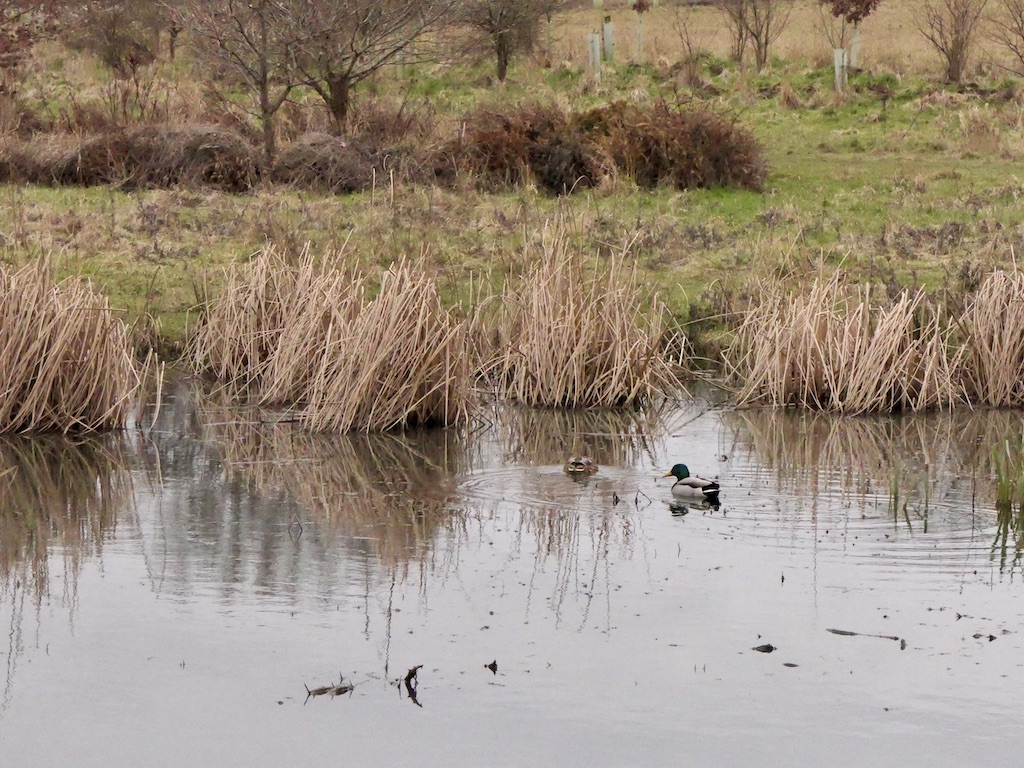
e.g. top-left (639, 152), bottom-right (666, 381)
top-left (565, 456), bottom-right (598, 475)
top-left (662, 463), bottom-right (720, 501)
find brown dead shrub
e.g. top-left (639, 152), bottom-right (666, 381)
top-left (12, 125), bottom-right (259, 190)
top-left (577, 101), bottom-right (767, 191)
top-left (271, 133), bottom-right (377, 193)
top-left (442, 103), bottom-right (604, 194)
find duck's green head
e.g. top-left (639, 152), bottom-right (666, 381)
top-left (663, 463), bottom-right (691, 480)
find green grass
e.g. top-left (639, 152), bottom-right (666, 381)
top-left (3, 40), bottom-right (1024, 355)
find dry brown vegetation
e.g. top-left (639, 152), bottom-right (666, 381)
top-left (0, 124), bottom-right (258, 191)
top-left (189, 223), bottom-right (680, 429)
top-left (959, 270), bottom-right (1024, 407)
top-left (443, 100), bottom-right (766, 194)
top-left (302, 260), bottom-right (471, 432)
top-left (485, 226), bottom-right (677, 407)
top-left (189, 246), bottom-right (473, 431)
top-left (729, 268), bottom-right (1024, 413)
top-left (728, 273), bottom-right (963, 412)
top-left (0, 261), bottom-right (141, 433)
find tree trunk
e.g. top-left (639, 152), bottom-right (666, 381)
top-left (260, 84), bottom-right (276, 167)
top-left (495, 30), bottom-right (511, 81)
top-left (327, 74), bottom-right (351, 132)
top-left (168, 25), bottom-right (179, 61)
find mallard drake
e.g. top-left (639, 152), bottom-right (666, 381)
top-left (565, 456), bottom-right (598, 474)
top-left (662, 463), bottom-right (720, 500)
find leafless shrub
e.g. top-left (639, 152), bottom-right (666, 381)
top-left (18, 124), bottom-right (259, 190)
top-left (918, 0), bottom-right (990, 83)
top-left (271, 132), bottom-right (376, 192)
top-left (0, 261), bottom-right (141, 433)
top-left (728, 274), bottom-right (962, 413)
top-left (577, 100), bottom-right (767, 191)
top-left (444, 102), bottom-right (602, 193)
top-left (483, 225), bottom-right (678, 408)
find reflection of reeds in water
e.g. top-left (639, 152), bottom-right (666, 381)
top-left (197, 395), bottom-right (464, 570)
top-left (991, 440), bottom-right (1024, 572)
top-left (729, 407), bottom-right (1024, 558)
top-left (493, 403), bottom-right (667, 468)
top-left (0, 436), bottom-right (131, 597)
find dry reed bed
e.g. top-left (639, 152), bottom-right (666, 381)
top-left (190, 246), bottom-right (472, 431)
top-left (0, 262), bottom-right (141, 433)
top-left (729, 270), bottom-right (1024, 413)
top-left (960, 270), bottom-right (1024, 408)
top-left (303, 261), bottom-right (471, 432)
top-left (190, 228), bottom-right (680, 431)
top-left (484, 228), bottom-right (676, 408)
top-left (728, 274), bottom-right (963, 413)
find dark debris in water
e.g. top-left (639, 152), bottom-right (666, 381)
top-left (304, 674), bottom-right (354, 703)
top-left (752, 644), bottom-right (776, 653)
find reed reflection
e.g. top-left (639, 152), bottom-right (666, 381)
top-left (494, 403), bottom-right (667, 468)
top-left (0, 434), bottom-right (131, 714)
top-left (0, 435), bottom-right (131, 598)
top-left (196, 394), bottom-right (467, 573)
top-left (726, 408), bottom-right (1024, 570)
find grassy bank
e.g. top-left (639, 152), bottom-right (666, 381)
top-left (1, 1), bottom-right (1023, 359)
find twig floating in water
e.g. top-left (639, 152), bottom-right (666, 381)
top-left (827, 628), bottom-right (901, 642)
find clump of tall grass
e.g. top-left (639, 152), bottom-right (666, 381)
top-left (728, 274), bottom-right (961, 413)
top-left (483, 228), bottom-right (678, 408)
top-left (189, 244), bottom-right (364, 403)
top-left (190, 248), bottom-right (470, 431)
top-left (304, 260), bottom-right (471, 432)
top-left (960, 270), bottom-right (1024, 407)
top-left (0, 262), bottom-right (140, 433)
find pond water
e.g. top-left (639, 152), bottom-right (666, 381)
top-left (1, 380), bottom-right (1022, 767)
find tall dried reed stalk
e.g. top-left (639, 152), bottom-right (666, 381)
top-left (728, 274), bottom-right (961, 413)
top-left (485, 227), bottom-right (677, 408)
top-left (304, 260), bottom-right (471, 432)
top-left (960, 270), bottom-right (1024, 407)
top-left (0, 262), bottom-right (140, 433)
top-left (188, 244), bottom-right (363, 403)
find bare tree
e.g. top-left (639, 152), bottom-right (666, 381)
top-left (745, 0), bottom-right (795, 71)
top-left (917, 0), bottom-right (989, 83)
top-left (176, 0), bottom-right (300, 164)
top-left (281, 0), bottom-right (455, 132)
top-left (712, 0), bottom-right (751, 64)
top-left (711, 0), bottom-right (792, 70)
top-left (989, 0), bottom-right (1024, 74)
top-left (460, 1), bottom-right (569, 81)
top-left (1, 2), bottom-right (57, 76)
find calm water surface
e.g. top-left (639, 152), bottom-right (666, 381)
top-left (1, 382), bottom-right (1022, 767)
